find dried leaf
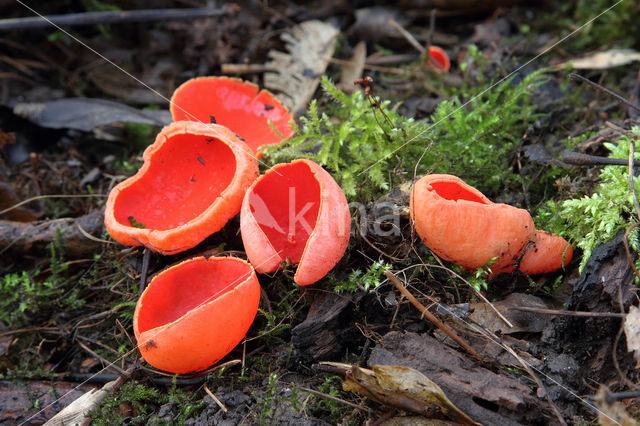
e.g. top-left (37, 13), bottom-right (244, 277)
top-left (264, 20), bottom-right (339, 116)
top-left (467, 293), bottom-right (550, 334)
top-left (13, 98), bottom-right (171, 132)
top-left (327, 362), bottom-right (479, 425)
top-left (557, 48), bottom-right (640, 70)
top-left (624, 305), bottom-right (640, 367)
top-left (594, 386), bottom-right (637, 426)
top-left (338, 41), bottom-right (367, 94)
top-left (43, 379), bottom-right (118, 426)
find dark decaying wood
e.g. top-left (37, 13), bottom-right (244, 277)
top-left (0, 209), bottom-right (104, 258)
top-left (291, 291), bottom-right (353, 362)
top-left (542, 231), bottom-right (638, 390)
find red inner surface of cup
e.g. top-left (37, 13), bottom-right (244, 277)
top-left (113, 134), bottom-right (236, 230)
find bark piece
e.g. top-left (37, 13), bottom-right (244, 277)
top-left (264, 20), bottom-right (339, 116)
top-left (291, 291), bottom-right (352, 361)
top-left (0, 209), bottom-right (105, 258)
top-left (369, 331), bottom-right (551, 425)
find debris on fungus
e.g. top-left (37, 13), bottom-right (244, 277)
top-left (104, 121), bottom-right (259, 254)
top-left (170, 76), bottom-right (295, 156)
top-left (240, 159), bottom-right (351, 285)
top-left (133, 256), bottom-right (260, 374)
top-left (410, 174), bottom-right (572, 276)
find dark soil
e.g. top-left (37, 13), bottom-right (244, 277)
top-left (1, 1), bottom-right (639, 425)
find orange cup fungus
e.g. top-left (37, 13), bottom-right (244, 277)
top-left (133, 256), bottom-right (260, 374)
top-left (410, 174), bottom-right (572, 276)
top-left (427, 46), bottom-right (450, 73)
top-left (104, 121), bottom-right (259, 254)
top-left (170, 76), bottom-right (295, 157)
top-left (240, 159), bottom-right (350, 286)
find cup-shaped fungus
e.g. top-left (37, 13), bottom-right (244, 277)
top-left (410, 174), bottom-right (572, 276)
top-left (427, 46), bottom-right (450, 73)
top-left (104, 121), bottom-right (258, 254)
top-left (170, 76), bottom-right (294, 157)
top-left (133, 256), bottom-right (260, 374)
top-left (240, 159), bottom-right (350, 285)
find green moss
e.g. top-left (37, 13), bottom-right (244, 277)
top-left (264, 68), bottom-right (549, 202)
top-left (536, 127), bottom-right (640, 271)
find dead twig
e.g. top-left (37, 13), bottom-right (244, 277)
top-left (561, 149), bottom-right (640, 167)
top-left (299, 386), bottom-right (372, 413)
top-left (77, 340), bottom-right (130, 378)
top-left (570, 73), bottom-right (640, 113)
top-left (511, 306), bottom-right (625, 318)
top-left (384, 269), bottom-right (482, 361)
top-left (4, 6), bottom-right (230, 31)
top-left (204, 384), bottom-right (228, 412)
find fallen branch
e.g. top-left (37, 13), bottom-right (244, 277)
top-left (2, 7), bottom-right (230, 31)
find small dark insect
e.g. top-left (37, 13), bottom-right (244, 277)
top-left (354, 76), bottom-right (394, 141)
top-left (128, 216), bottom-right (147, 229)
top-left (205, 137), bottom-right (214, 143)
top-left (264, 104), bottom-right (274, 111)
top-left (235, 133), bottom-right (246, 142)
top-left (209, 114), bottom-right (216, 124)
top-left (190, 175), bottom-right (195, 182)
top-left (197, 156), bottom-right (205, 165)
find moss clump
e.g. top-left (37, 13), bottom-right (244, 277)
top-left (264, 69), bottom-right (549, 202)
top-left (536, 127), bottom-right (640, 271)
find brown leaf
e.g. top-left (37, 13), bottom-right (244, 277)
top-left (263, 20), bottom-right (339, 116)
top-left (337, 363), bottom-right (479, 425)
top-left (624, 305), bottom-right (640, 367)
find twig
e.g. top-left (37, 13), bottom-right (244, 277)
top-left (388, 19), bottom-right (425, 54)
top-left (204, 384), bottom-right (228, 412)
top-left (510, 306), bottom-right (625, 318)
top-left (2, 7), bottom-right (230, 31)
top-left (77, 340), bottom-right (130, 378)
top-left (570, 73), bottom-right (640, 113)
top-left (605, 121), bottom-right (639, 140)
top-left (561, 149), bottom-right (640, 167)
top-left (299, 386), bottom-right (372, 413)
top-left (139, 248), bottom-right (151, 296)
top-left (384, 270), bottom-right (482, 361)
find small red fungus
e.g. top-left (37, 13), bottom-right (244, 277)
top-left (170, 76), bottom-right (295, 156)
top-left (240, 159), bottom-right (350, 285)
top-left (410, 174), bottom-right (572, 276)
top-left (427, 46), bottom-right (450, 73)
top-left (104, 121), bottom-right (258, 254)
top-left (133, 256), bottom-right (260, 374)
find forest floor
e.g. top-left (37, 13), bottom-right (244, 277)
top-left (1, 1), bottom-right (640, 425)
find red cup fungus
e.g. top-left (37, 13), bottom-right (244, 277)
top-left (170, 76), bottom-right (295, 157)
top-left (133, 256), bottom-right (260, 374)
top-left (410, 174), bottom-right (572, 276)
top-left (240, 159), bottom-right (350, 285)
top-left (104, 121), bottom-right (259, 254)
top-left (427, 46), bottom-right (450, 73)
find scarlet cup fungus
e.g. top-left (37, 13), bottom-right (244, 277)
top-left (133, 256), bottom-right (260, 374)
top-left (104, 121), bottom-right (259, 254)
top-left (426, 46), bottom-right (450, 73)
top-left (170, 76), bottom-right (295, 156)
top-left (410, 174), bottom-right (572, 276)
top-left (240, 159), bottom-right (350, 285)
